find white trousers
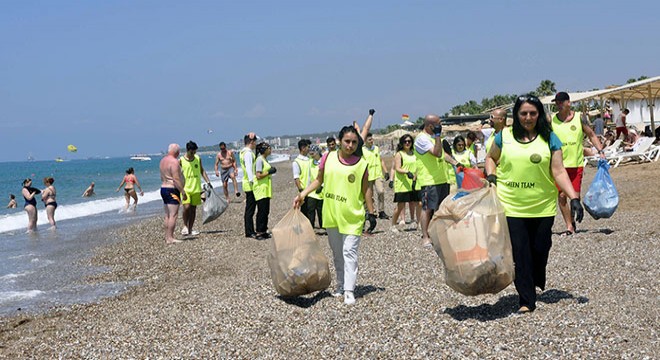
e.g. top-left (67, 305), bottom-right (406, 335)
top-left (326, 227), bottom-right (361, 292)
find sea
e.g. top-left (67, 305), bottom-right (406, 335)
top-left (0, 152), bottom-right (290, 317)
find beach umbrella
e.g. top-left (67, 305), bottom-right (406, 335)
top-left (67, 144), bottom-right (78, 152)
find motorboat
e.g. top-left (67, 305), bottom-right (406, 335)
top-left (130, 155), bottom-right (152, 161)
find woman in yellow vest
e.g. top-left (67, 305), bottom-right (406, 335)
top-left (485, 94), bottom-right (584, 314)
top-left (254, 142), bottom-right (276, 240)
top-left (293, 126), bottom-right (376, 305)
top-left (390, 134), bottom-right (420, 232)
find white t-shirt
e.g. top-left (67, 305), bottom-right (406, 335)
top-left (242, 147), bottom-right (255, 182)
top-left (414, 133), bottom-right (435, 154)
top-left (616, 114), bottom-right (626, 127)
top-left (480, 128), bottom-right (495, 145)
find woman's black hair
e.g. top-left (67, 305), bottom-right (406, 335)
top-left (452, 135), bottom-right (466, 152)
top-left (338, 125), bottom-right (363, 157)
top-left (512, 94), bottom-right (552, 142)
top-left (396, 134), bottom-right (414, 152)
top-left (126, 167), bottom-right (134, 174)
top-left (256, 142), bottom-right (270, 155)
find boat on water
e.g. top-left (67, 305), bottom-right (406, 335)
top-left (55, 157), bottom-right (65, 162)
top-left (130, 155), bottom-right (152, 161)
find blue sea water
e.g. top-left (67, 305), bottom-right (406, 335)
top-left (0, 153), bottom-right (289, 317)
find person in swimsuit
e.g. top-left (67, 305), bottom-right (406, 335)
top-left (160, 143), bottom-right (186, 244)
top-left (21, 178), bottom-right (40, 232)
top-left (214, 142), bottom-right (240, 202)
top-left (7, 194), bottom-right (17, 208)
top-left (41, 177), bottom-right (57, 229)
top-left (116, 167), bottom-right (144, 211)
top-left (82, 182), bottom-right (95, 197)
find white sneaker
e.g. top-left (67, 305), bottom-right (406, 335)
top-left (344, 291), bottom-right (355, 305)
top-left (390, 226), bottom-right (399, 233)
top-left (409, 222), bottom-right (418, 231)
top-left (331, 289), bottom-right (344, 298)
top-left (189, 230), bottom-right (200, 236)
top-left (398, 219), bottom-right (406, 226)
top-left (181, 227), bottom-right (189, 235)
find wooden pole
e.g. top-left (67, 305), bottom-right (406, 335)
top-left (649, 84), bottom-right (656, 134)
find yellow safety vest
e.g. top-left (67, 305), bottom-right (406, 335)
top-left (496, 128), bottom-right (557, 217)
top-left (453, 150), bottom-right (473, 168)
top-left (552, 111), bottom-right (584, 168)
top-left (485, 134), bottom-right (496, 154)
top-left (240, 148), bottom-right (256, 192)
top-left (294, 156), bottom-right (312, 190)
top-left (362, 145), bottom-right (383, 181)
top-left (322, 152), bottom-right (368, 236)
top-left (394, 151), bottom-right (417, 193)
top-left (414, 133), bottom-right (448, 187)
top-left (307, 160), bottom-right (323, 200)
top-left (180, 154), bottom-right (202, 194)
top-left (253, 156), bottom-right (272, 201)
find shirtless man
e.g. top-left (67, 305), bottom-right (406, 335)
top-left (81, 182), bottom-right (95, 197)
top-left (160, 143), bottom-right (186, 244)
top-left (214, 142), bottom-right (240, 201)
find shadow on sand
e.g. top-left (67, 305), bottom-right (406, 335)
top-left (278, 284), bottom-right (385, 308)
top-left (444, 289), bottom-right (589, 321)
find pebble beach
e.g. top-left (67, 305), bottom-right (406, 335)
top-left (1, 160), bottom-right (658, 359)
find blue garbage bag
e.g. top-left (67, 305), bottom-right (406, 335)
top-left (582, 159), bottom-right (618, 220)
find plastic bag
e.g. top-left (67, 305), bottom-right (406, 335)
top-left (268, 209), bottom-right (331, 296)
top-left (202, 184), bottom-right (228, 224)
top-left (455, 167), bottom-right (485, 191)
top-left (429, 185), bottom-right (514, 296)
top-left (583, 159), bottom-right (618, 220)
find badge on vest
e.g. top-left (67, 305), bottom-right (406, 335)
top-left (347, 174), bottom-right (356, 183)
top-left (570, 125), bottom-right (577, 131)
top-left (529, 153), bottom-right (542, 164)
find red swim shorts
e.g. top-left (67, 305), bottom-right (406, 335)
top-left (556, 167), bottom-right (584, 193)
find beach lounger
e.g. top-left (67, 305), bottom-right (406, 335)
top-left (584, 139), bottom-right (622, 167)
top-left (609, 137), bottom-right (656, 168)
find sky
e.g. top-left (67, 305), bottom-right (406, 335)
top-left (1, 0), bottom-right (658, 162)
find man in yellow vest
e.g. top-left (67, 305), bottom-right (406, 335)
top-left (483, 108), bottom-right (507, 155)
top-left (293, 139), bottom-right (312, 220)
top-left (363, 132), bottom-right (390, 220)
top-left (241, 133), bottom-right (258, 238)
top-left (180, 141), bottom-right (212, 236)
top-left (552, 92), bottom-right (605, 235)
top-left (414, 115), bottom-right (460, 247)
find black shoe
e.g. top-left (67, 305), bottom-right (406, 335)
top-left (236, 192), bottom-right (241, 197)
top-left (255, 233), bottom-right (270, 240)
top-left (378, 211), bottom-right (390, 220)
top-left (245, 233), bottom-right (256, 238)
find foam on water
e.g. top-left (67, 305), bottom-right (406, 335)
top-left (0, 290), bottom-right (44, 302)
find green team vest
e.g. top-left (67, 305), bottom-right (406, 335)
top-left (253, 156), bottom-right (272, 201)
top-left (552, 111), bottom-right (584, 168)
top-left (307, 160), bottom-right (323, 200)
top-left (485, 133), bottom-right (496, 154)
top-left (180, 154), bottom-right (202, 194)
top-left (362, 145), bottom-right (383, 181)
top-left (414, 133), bottom-right (448, 187)
top-left (468, 143), bottom-right (477, 157)
top-left (240, 148), bottom-right (256, 192)
top-left (496, 128), bottom-right (557, 218)
top-left (453, 150), bottom-right (473, 168)
top-left (446, 150), bottom-right (457, 185)
top-left (394, 151), bottom-right (417, 193)
top-left (322, 153), bottom-right (368, 236)
top-left (294, 157), bottom-right (312, 190)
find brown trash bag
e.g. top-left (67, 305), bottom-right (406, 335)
top-left (429, 185), bottom-right (514, 296)
top-left (268, 209), bottom-right (331, 296)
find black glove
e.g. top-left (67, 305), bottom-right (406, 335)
top-left (406, 171), bottom-right (414, 179)
top-left (433, 124), bottom-right (442, 137)
top-left (570, 198), bottom-right (584, 223)
top-left (366, 213), bottom-right (377, 233)
top-left (384, 173), bottom-right (390, 181)
top-left (369, 109), bottom-right (375, 116)
top-left (388, 180), bottom-right (394, 189)
top-left (315, 186), bottom-right (323, 194)
top-left (268, 167), bottom-right (277, 175)
top-left (486, 174), bottom-right (497, 186)
top-left (206, 183), bottom-right (212, 189)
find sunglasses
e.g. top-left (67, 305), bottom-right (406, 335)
top-left (518, 95), bottom-right (541, 103)
top-left (518, 111), bottom-right (539, 117)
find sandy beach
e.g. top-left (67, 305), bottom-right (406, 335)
top-left (1, 159), bottom-right (658, 359)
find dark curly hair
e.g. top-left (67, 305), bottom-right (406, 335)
top-left (256, 142), bottom-right (271, 155)
top-left (512, 94), bottom-right (552, 143)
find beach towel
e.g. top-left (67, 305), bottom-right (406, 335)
top-left (268, 209), bottom-right (330, 297)
top-left (583, 159), bottom-right (619, 220)
top-left (202, 184), bottom-right (228, 224)
top-left (429, 185), bottom-right (514, 296)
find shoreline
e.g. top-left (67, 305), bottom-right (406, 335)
top-left (1, 160), bottom-right (658, 358)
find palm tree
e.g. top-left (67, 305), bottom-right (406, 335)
top-left (534, 80), bottom-right (557, 97)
